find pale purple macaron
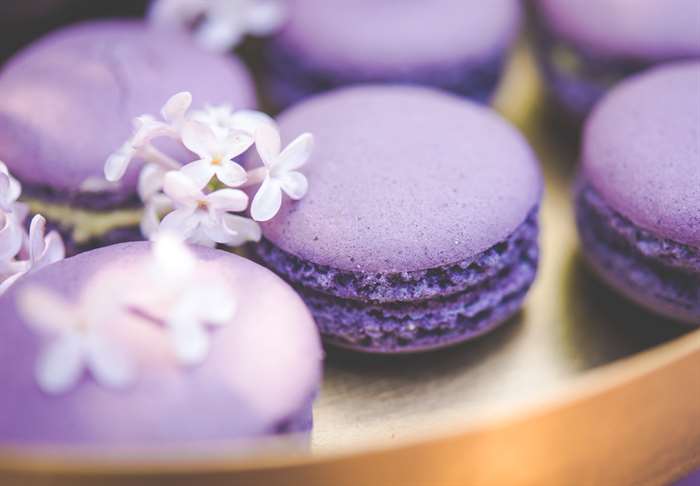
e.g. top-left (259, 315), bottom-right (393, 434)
top-left (253, 85), bottom-right (543, 353)
top-left (0, 20), bottom-right (256, 253)
top-left (575, 62), bottom-right (700, 324)
top-left (531, 0), bottom-right (700, 120)
top-left (0, 241), bottom-right (323, 447)
top-left (262, 0), bottom-right (522, 109)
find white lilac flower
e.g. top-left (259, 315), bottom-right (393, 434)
top-left (180, 120), bottom-right (252, 189)
top-left (249, 123), bottom-right (314, 222)
top-left (191, 104), bottom-right (276, 139)
top-left (145, 234), bottom-right (237, 365)
top-left (138, 163), bottom-right (168, 202)
top-left (140, 193), bottom-right (174, 240)
top-left (0, 161), bottom-right (22, 212)
top-left (149, 0), bottom-right (287, 52)
top-left (0, 162), bottom-right (64, 296)
top-left (104, 92), bottom-right (191, 183)
top-left (0, 215), bottom-right (65, 295)
top-left (159, 171), bottom-right (258, 247)
top-left (16, 284), bottom-right (135, 394)
top-left (0, 210), bottom-right (25, 265)
top-left (0, 162), bottom-right (27, 263)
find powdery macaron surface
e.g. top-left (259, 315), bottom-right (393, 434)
top-left (0, 20), bottom-right (256, 194)
top-left (261, 85), bottom-right (542, 273)
top-left (0, 242), bottom-right (322, 446)
top-left (582, 62), bottom-right (700, 247)
top-left (535, 0), bottom-right (700, 61)
top-left (275, 0), bottom-right (521, 75)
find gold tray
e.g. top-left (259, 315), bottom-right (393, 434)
top-left (2, 44), bottom-right (699, 486)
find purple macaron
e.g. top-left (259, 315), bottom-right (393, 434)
top-left (0, 20), bottom-right (256, 254)
top-left (531, 0), bottom-right (700, 120)
top-left (253, 85), bottom-right (543, 353)
top-left (575, 62), bottom-right (700, 324)
top-left (261, 0), bottom-right (522, 110)
top-left (0, 241), bottom-right (322, 447)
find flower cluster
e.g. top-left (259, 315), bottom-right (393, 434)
top-left (17, 235), bottom-right (236, 394)
top-left (104, 92), bottom-right (313, 247)
top-left (148, 0), bottom-right (287, 52)
top-left (0, 162), bottom-right (65, 296)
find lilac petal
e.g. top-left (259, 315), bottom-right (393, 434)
top-left (35, 333), bottom-right (85, 394)
top-left (215, 160), bottom-right (248, 188)
top-left (195, 16), bottom-right (244, 52)
top-left (169, 320), bottom-right (210, 366)
top-left (104, 143), bottom-right (136, 182)
top-left (182, 121), bottom-right (218, 159)
top-left (254, 123), bottom-right (282, 167)
top-left (0, 172), bottom-right (20, 210)
top-left (161, 91), bottom-right (192, 124)
top-left (277, 171), bottom-right (308, 200)
top-left (163, 171), bottom-right (203, 206)
top-left (86, 334), bottom-right (135, 389)
top-left (230, 110), bottom-right (275, 135)
top-left (207, 188), bottom-right (249, 213)
top-left (201, 218), bottom-right (238, 244)
top-left (138, 164), bottom-right (166, 201)
top-left (246, 0), bottom-right (287, 35)
top-left (35, 232), bottom-right (65, 271)
top-left (27, 215), bottom-right (47, 264)
top-left (180, 159), bottom-right (216, 190)
top-left (141, 195), bottom-right (173, 239)
top-left (276, 132), bottom-right (314, 173)
top-left (160, 208), bottom-right (199, 239)
top-left (0, 213), bottom-right (24, 261)
top-left (222, 214), bottom-right (262, 245)
top-left (221, 130), bottom-right (254, 160)
top-left (16, 286), bottom-right (77, 333)
top-left (250, 176), bottom-right (282, 222)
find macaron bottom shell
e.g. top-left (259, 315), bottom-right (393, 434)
top-left (532, 32), bottom-right (644, 121)
top-left (575, 184), bottom-right (700, 325)
top-left (261, 44), bottom-right (508, 111)
top-left (257, 210), bottom-right (539, 353)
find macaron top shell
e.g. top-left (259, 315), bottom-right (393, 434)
top-left (582, 62), bottom-right (700, 247)
top-left (0, 242), bottom-right (322, 445)
top-left (261, 85), bottom-right (542, 273)
top-left (275, 0), bottom-right (521, 75)
top-left (0, 20), bottom-right (256, 195)
top-left (535, 0), bottom-right (700, 61)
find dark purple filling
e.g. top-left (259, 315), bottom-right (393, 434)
top-left (302, 245), bottom-right (537, 352)
top-left (575, 183), bottom-right (700, 320)
top-left (260, 39), bottom-right (506, 110)
top-left (47, 221), bottom-right (143, 256)
top-left (18, 180), bottom-right (143, 256)
top-left (22, 181), bottom-right (141, 211)
top-left (256, 209), bottom-right (539, 303)
top-left (256, 212), bottom-right (539, 352)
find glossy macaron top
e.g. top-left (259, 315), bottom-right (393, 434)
top-left (0, 242), bottom-right (322, 445)
top-left (582, 62), bottom-right (700, 247)
top-left (535, 0), bottom-right (700, 61)
top-left (0, 20), bottom-right (256, 195)
top-left (274, 0), bottom-right (521, 75)
top-left (260, 85), bottom-right (542, 273)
